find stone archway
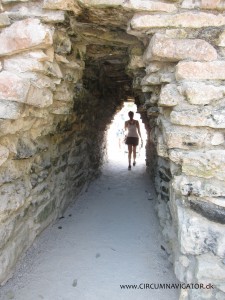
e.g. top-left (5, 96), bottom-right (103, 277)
top-left (0, 1), bottom-right (225, 299)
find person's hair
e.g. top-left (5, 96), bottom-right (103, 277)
top-left (128, 111), bottom-right (134, 118)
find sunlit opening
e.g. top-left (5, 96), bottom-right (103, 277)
top-left (107, 102), bottom-right (147, 163)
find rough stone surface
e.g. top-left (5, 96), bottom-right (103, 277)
top-left (169, 149), bottom-right (225, 180)
top-left (180, 82), bottom-right (225, 105)
top-left (176, 61), bottom-right (225, 81)
top-left (124, 0), bottom-right (177, 12)
top-left (43, 0), bottom-right (81, 14)
top-left (0, 145), bottom-right (9, 166)
top-left (159, 84), bottom-right (184, 106)
top-left (144, 34), bottom-right (217, 62)
top-left (0, 13), bottom-right (10, 27)
top-left (0, 100), bottom-right (23, 119)
top-left (0, 18), bottom-right (53, 57)
top-left (130, 12), bottom-right (225, 30)
top-left (170, 105), bottom-right (225, 128)
top-left (0, 71), bottom-right (30, 103)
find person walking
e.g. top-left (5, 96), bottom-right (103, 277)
top-left (124, 111), bottom-right (143, 170)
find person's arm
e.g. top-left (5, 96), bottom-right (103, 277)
top-left (136, 121), bottom-right (143, 142)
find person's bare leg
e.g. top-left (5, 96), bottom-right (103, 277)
top-left (128, 144), bottom-right (132, 169)
top-left (133, 145), bottom-right (137, 166)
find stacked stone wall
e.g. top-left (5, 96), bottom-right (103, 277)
top-left (0, 3), bottom-right (119, 284)
top-left (128, 2), bottom-right (225, 299)
top-left (0, 1), bottom-right (225, 299)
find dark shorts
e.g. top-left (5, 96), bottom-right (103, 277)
top-left (125, 137), bottom-right (139, 146)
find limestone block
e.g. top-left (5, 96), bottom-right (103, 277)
top-left (141, 72), bottom-right (175, 85)
top-left (26, 85), bottom-right (53, 108)
top-left (2, 0), bottom-right (30, 2)
top-left (159, 84), bottom-right (184, 106)
top-left (79, 0), bottom-right (123, 7)
top-left (0, 145), bottom-right (9, 166)
top-left (176, 61), bottom-right (225, 81)
top-left (43, 0), bottom-right (81, 14)
top-left (128, 55), bottom-right (145, 69)
top-left (0, 18), bottom-right (53, 57)
top-left (123, 0), bottom-right (177, 12)
top-left (0, 179), bottom-right (30, 217)
top-left (182, 0), bottom-right (224, 10)
top-left (44, 61), bottom-right (63, 78)
top-left (0, 218), bottom-right (15, 250)
top-left (0, 100), bottom-right (23, 119)
top-left (196, 253), bottom-right (225, 292)
top-left (0, 223), bottom-right (31, 284)
top-left (169, 149), bottom-right (225, 180)
top-left (0, 159), bottom-right (32, 186)
top-left (173, 175), bottom-right (225, 198)
top-left (130, 12), bottom-right (225, 30)
top-left (54, 31), bottom-right (71, 55)
top-left (160, 117), bottom-right (214, 149)
top-left (181, 82), bottom-right (225, 105)
top-left (144, 34), bottom-right (217, 62)
top-left (0, 71), bottom-right (30, 103)
top-left (177, 206), bottom-right (225, 257)
top-left (54, 82), bottom-right (73, 102)
top-left (6, 3), bottom-right (65, 23)
top-left (50, 100), bottom-right (73, 115)
top-left (218, 31), bottom-right (225, 46)
top-left (0, 61), bottom-right (2, 71)
top-left (3, 51), bottom-right (48, 73)
top-left (170, 105), bottom-right (225, 128)
top-left (0, 13), bottom-right (10, 27)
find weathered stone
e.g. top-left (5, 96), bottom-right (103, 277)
top-left (182, 0), bottom-right (225, 10)
top-left (141, 72), bottom-right (175, 85)
top-left (159, 84), bottom-right (184, 106)
top-left (124, 0), bottom-right (177, 12)
top-left (79, 0), bottom-right (123, 8)
top-left (44, 61), bottom-right (63, 78)
top-left (0, 18), bottom-right (53, 57)
top-left (190, 199), bottom-right (225, 224)
top-left (169, 149), bottom-right (225, 180)
top-left (218, 31), bottom-right (225, 46)
top-left (50, 101), bottom-right (73, 115)
top-left (181, 82), bottom-right (225, 105)
top-left (177, 206), bottom-right (225, 257)
top-left (176, 61), bottom-right (225, 81)
top-left (0, 13), bottom-right (10, 27)
top-left (0, 179), bottom-right (30, 217)
top-left (0, 71), bottom-right (30, 103)
top-left (130, 12), bottom-right (225, 30)
top-left (0, 145), bottom-right (9, 166)
top-left (160, 117), bottom-right (217, 149)
top-left (6, 3), bottom-right (65, 23)
top-left (0, 100), bottom-right (23, 119)
top-left (27, 85), bottom-right (53, 108)
top-left (54, 31), bottom-right (72, 55)
top-left (196, 253), bottom-right (225, 292)
top-left (144, 34), bottom-right (217, 62)
top-left (3, 51), bottom-right (48, 73)
top-left (54, 82), bottom-right (73, 102)
top-left (43, 0), bottom-right (81, 14)
top-left (128, 55), bottom-right (144, 69)
top-left (170, 105), bottom-right (225, 128)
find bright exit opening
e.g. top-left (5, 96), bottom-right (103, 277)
top-left (107, 101), bottom-right (147, 164)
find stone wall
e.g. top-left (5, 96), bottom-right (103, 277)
top-left (128, 3), bottom-right (225, 299)
top-left (0, 1), bottom-right (225, 299)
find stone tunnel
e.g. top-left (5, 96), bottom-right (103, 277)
top-left (0, 0), bottom-right (225, 299)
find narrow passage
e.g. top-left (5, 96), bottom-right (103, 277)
top-left (0, 156), bottom-right (179, 300)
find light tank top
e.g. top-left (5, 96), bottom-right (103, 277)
top-left (127, 121), bottom-right (138, 138)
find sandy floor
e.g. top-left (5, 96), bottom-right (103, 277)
top-left (0, 145), bottom-right (179, 300)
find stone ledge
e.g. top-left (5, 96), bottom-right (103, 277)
top-left (0, 18), bottom-right (53, 57)
top-left (144, 34), bottom-right (217, 62)
top-left (176, 61), bottom-right (225, 81)
top-left (130, 12), bottom-right (225, 30)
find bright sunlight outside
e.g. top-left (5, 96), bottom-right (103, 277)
top-left (107, 101), bottom-right (147, 163)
